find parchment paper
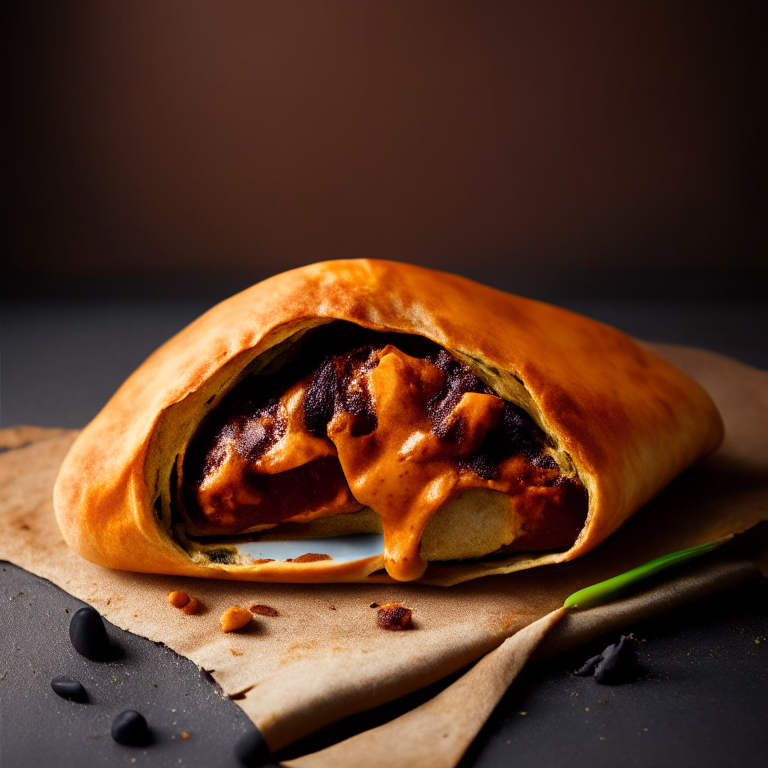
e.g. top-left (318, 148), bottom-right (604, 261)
top-left (1, 344), bottom-right (766, 763)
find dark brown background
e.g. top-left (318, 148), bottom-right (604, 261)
top-left (2, 7), bottom-right (767, 766)
top-left (4, 0), bottom-right (766, 299)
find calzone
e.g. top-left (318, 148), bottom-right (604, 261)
top-left (54, 260), bottom-right (724, 584)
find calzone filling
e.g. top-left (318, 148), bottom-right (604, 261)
top-left (180, 323), bottom-right (588, 581)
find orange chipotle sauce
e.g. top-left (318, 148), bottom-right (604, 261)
top-left (184, 324), bottom-right (587, 581)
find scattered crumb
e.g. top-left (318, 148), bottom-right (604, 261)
top-left (153, 684), bottom-right (158, 688)
top-left (643, 728), bottom-right (649, 732)
top-left (220, 607), bottom-right (252, 633)
top-left (182, 597), bottom-right (203, 616)
top-left (168, 591), bottom-right (190, 609)
top-left (599, 736), bottom-right (606, 741)
top-left (585, 707), bottom-right (590, 711)
top-left (377, 603), bottom-right (413, 631)
top-left (249, 604), bottom-right (278, 617)
top-left (599, 699), bottom-right (609, 705)
top-left (370, 602), bottom-right (380, 608)
top-left (230, 649), bottom-right (244, 657)
top-left (571, 691), bottom-right (579, 696)
top-left (180, 732), bottom-right (189, 739)
top-left (329, 605), bottom-right (337, 611)
top-left (519, 711), bottom-right (527, 716)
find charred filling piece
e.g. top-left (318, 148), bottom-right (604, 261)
top-left (183, 323), bottom-right (587, 581)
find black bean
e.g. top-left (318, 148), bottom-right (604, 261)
top-left (51, 676), bottom-right (86, 701)
top-left (111, 710), bottom-right (149, 746)
top-left (594, 635), bottom-right (629, 684)
top-left (234, 728), bottom-right (271, 766)
top-left (69, 606), bottom-right (110, 660)
top-left (575, 654), bottom-right (602, 676)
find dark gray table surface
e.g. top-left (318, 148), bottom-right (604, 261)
top-left (1, 296), bottom-right (767, 768)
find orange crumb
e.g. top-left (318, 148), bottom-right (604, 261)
top-left (168, 591), bottom-right (190, 609)
top-left (249, 604), bottom-right (279, 617)
top-left (230, 648), bottom-right (244, 656)
top-left (182, 597), bottom-right (203, 615)
top-left (220, 606), bottom-right (252, 633)
top-left (377, 603), bottom-right (413, 631)
top-left (180, 732), bottom-right (189, 739)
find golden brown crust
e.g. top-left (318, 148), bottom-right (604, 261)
top-left (53, 260), bottom-right (724, 584)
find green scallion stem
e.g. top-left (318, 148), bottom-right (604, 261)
top-left (563, 537), bottom-right (731, 611)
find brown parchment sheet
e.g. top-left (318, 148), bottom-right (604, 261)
top-left (1, 344), bottom-right (766, 761)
